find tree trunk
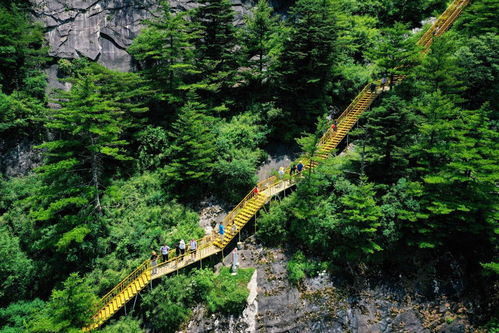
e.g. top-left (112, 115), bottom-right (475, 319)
top-left (90, 136), bottom-right (102, 214)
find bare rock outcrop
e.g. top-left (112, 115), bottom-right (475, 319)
top-left (30, 0), bottom-right (257, 72)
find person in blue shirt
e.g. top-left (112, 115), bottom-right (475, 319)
top-left (219, 223), bottom-right (225, 242)
top-left (296, 161), bottom-right (304, 176)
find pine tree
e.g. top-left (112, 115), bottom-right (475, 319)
top-left (193, 0), bottom-right (237, 86)
top-left (367, 22), bottom-right (420, 88)
top-left (128, 2), bottom-right (197, 107)
top-left (333, 178), bottom-right (383, 263)
top-left (163, 100), bottom-right (217, 199)
top-left (407, 92), bottom-right (499, 249)
top-left (275, 0), bottom-right (339, 137)
top-left (456, 0), bottom-right (499, 35)
top-left (0, 4), bottom-right (47, 94)
top-left (358, 95), bottom-right (417, 183)
top-left (238, 0), bottom-right (279, 80)
top-left (413, 35), bottom-right (465, 103)
top-left (456, 33), bottom-right (499, 112)
top-left (29, 63), bottom-right (148, 271)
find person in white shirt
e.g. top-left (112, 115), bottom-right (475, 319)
top-left (160, 244), bottom-right (170, 262)
top-left (190, 239), bottom-right (197, 260)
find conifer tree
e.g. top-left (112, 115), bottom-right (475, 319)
top-left (413, 36), bottom-right (465, 103)
top-left (333, 178), bottom-right (383, 262)
top-left (0, 4), bottom-right (47, 94)
top-left (456, 0), bottom-right (499, 35)
top-left (128, 2), bottom-right (197, 107)
top-left (29, 63), bottom-right (148, 272)
top-left (367, 22), bottom-right (419, 88)
top-left (456, 34), bottom-right (499, 112)
top-left (193, 0), bottom-right (237, 86)
top-left (163, 100), bottom-right (217, 199)
top-left (238, 0), bottom-right (279, 80)
top-left (358, 95), bottom-right (417, 183)
top-left (408, 92), bottom-right (498, 249)
top-left (275, 0), bottom-right (339, 137)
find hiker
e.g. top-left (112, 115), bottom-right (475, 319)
top-left (331, 121), bottom-right (337, 131)
top-left (290, 163), bottom-right (297, 176)
top-left (278, 167), bottom-right (285, 180)
top-left (160, 244), bottom-right (170, 262)
top-left (219, 223), bottom-right (225, 242)
top-left (175, 243), bottom-right (180, 266)
top-left (190, 239), bottom-right (197, 259)
top-left (253, 186), bottom-right (259, 196)
top-left (150, 251), bottom-right (158, 275)
top-left (179, 239), bottom-right (186, 255)
top-left (327, 105), bottom-right (338, 121)
top-left (381, 76), bottom-right (387, 90)
top-left (296, 161), bottom-right (304, 176)
top-left (231, 247), bottom-right (239, 274)
top-left (370, 82), bottom-right (377, 93)
top-left (433, 26), bottom-right (440, 36)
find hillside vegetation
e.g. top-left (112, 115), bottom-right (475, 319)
top-left (0, 0), bottom-right (497, 331)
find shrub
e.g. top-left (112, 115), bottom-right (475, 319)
top-left (206, 267), bottom-right (255, 315)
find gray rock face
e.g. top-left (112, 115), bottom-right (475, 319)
top-left (30, 0), bottom-right (256, 72)
top-left (0, 139), bottom-right (43, 177)
top-left (185, 238), bottom-right (477, 333)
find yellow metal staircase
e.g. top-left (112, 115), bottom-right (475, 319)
top-left (83, 0), bottom-right (469, 330)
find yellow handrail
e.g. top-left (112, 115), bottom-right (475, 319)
top-left (94, 259), bottom-right (150, 315)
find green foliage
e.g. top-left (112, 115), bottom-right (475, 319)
top-left (212, 112), bottom-right (267, 202)
top-left (0, 4), bottom-right (47, 95)
top-left (86, 172), bottom-right (203, 295)
top-left (140, 267), bottom-right (253, 332)
top-left (0, 3), bottom-right (46, 144)
top-left (380, 178), bottom-right (425, 245)
top-left (0, 226), bottom-right (33, 306)
top-left (136, 125), bottom-right (170, 172)
top-left (275, 0), bottom-right (339, 137)
top-left (288, 251), bottom-right (328, 286)
top-left (413, 34), bottom-right (465, 102)
top-left (98, 317), bottom-right (144, 333)
top-left (1, 0), bottom-right (498, 330)
top-left (0, 299), bottom-right (44, 332)
top-left (256, 196), bottom-right (291, 245)
top-left (142, 275), bottom-right (196, 332)
top-left (456, 0), bottom-right (499, 35)
top-left (29, 273), bottom-right (97, 332)
top-left (480, 262), bottom-right (499, 275)
top-left (163, 100), bottom-right (217, 199)
top-left (357, 94), bottom-right (416, 182)
top-left (343, 0), bottom-right (447, 26)
top-left (456, 33), bottom-right (499, 112)
top-left (206, 267), bottom-right (254, 315)
top-left (192, 0), bottom-right (238, 98)
top-left (287, 251), bottom-right (328, 286)
top-left (334, 178), bottom-right (383, 260)
top-left (287, 251), bottom-right (307, 285)
top-left (238, 0), bottom-right (280, 81)
top-left (128, 2), bottom-right (197, 107)
top-left (367, 22), bottom-right (420, 85)
top-left (194, 0), bottom-right (236, 69)
top-left (25, 63), bottom-right (148, 285)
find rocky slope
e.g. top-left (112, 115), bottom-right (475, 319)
top-left (184, 237), bottom-right (483, 333)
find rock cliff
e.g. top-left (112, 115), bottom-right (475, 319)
top-left (184, 238), bottom-right (481, 333)
top-left (29, 0), bottom-right (257, 72)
